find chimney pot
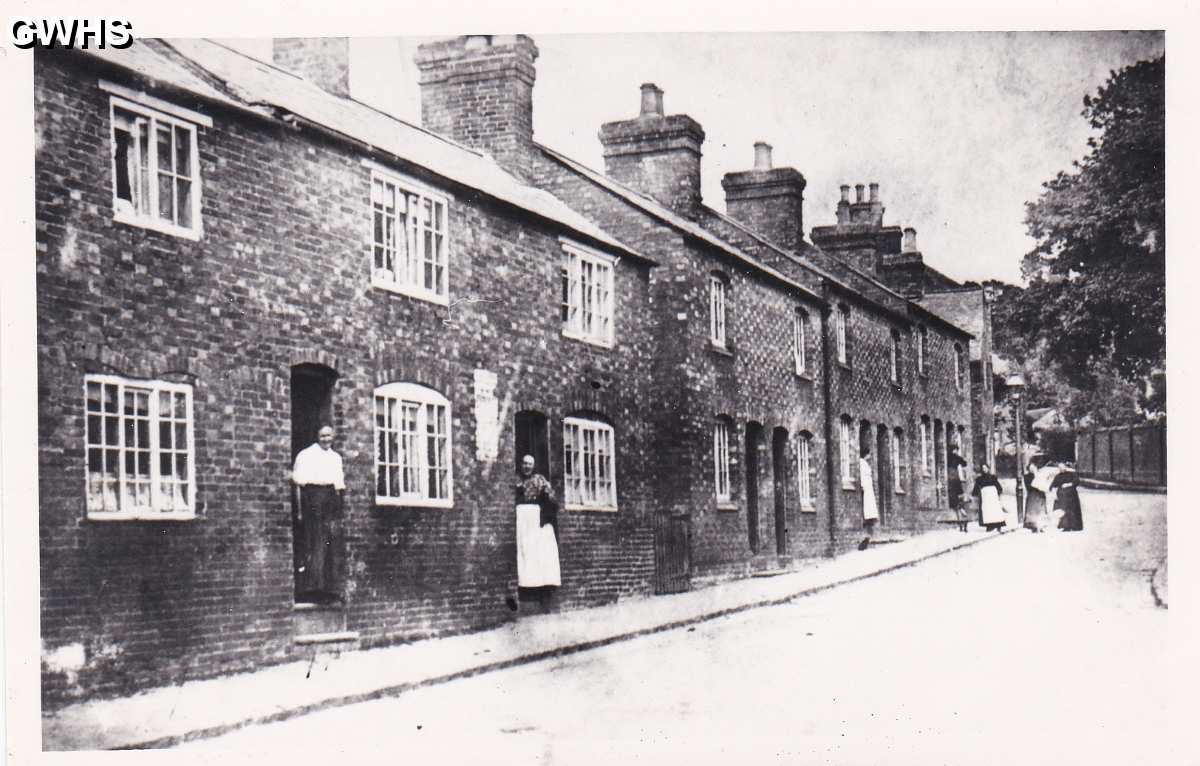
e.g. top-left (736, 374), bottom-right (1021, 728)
top-left (903, 227), bottom-right (918, 253)
top-left (855, 184), bottom-right (865, 203)
top-left (869, 182), bottom-right (880, 202)
top-left (464, 34), bottom-right (491, 50)
top-left (839, 185), bottom-right (850, 202)
top-left (639, 83), bottom-right (664, 118)
top-left (753, 142), bottom-right (773, 170)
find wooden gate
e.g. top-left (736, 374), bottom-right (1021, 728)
top-left (654, 513), bottom-right (691, 594)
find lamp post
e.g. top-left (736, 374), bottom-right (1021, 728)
top-left (1006, 374), bottom-right (1027, 526)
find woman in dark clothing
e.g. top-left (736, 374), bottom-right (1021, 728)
top-left (1051, 462), bottom-right (1084, 531)
top-left (947, 445), bottom-right (968, 527)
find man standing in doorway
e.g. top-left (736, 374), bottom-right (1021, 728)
top-left (292, 425), bottom-right (345, 603)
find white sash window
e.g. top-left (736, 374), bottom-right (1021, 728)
top-left (371, 170), bottom-right (449, 305)
top-left (563, 417), bottom-right (617, 510)
top-left (374, 383), bottom-right (453, 508)
top-left (85, 375), bottom-right (196, 520)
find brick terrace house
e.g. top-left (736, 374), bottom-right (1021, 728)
top-left (35, 35), bottom-right (981, 705)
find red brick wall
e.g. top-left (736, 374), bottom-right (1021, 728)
top-left (36, 52), bottom-right (658, 705)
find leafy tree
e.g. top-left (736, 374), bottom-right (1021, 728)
top-left (1012, 55), bottom-right (1165, 419)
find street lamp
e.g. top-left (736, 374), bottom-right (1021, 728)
top-left (1006, 373), bottom-right (1027, 526)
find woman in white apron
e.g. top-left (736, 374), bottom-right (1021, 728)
top-left (858, 445), bottom-right (879, 550)
top-left (512, 455), bottom-right (561, 610)
top-left (970, 463), bottom-right (1006, 532)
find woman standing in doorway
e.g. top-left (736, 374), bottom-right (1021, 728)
top-left (858, 445), bottom-right (879, 550)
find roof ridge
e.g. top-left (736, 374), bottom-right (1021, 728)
top-left (187, 39), bottom-right (485, 159)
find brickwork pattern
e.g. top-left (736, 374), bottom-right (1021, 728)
top-left (36, 54), bottom-right (657, 705)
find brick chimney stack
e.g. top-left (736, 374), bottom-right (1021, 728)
top-left (811, 179), bottom-right (903, 274)
top-left (415, 35), bottom-right (539, 180)
top-left (599, 84), bottom-right (706, 219)
top-left (273, 38), bottom-right (351, 99)
top-left (721, 141), bottom-right (808, 252)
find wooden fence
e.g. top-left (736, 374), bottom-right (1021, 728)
top-left (1074, 421), bottom-right (1166, 487)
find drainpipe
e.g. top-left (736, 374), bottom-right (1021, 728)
top-left (820, 283), bottom-right (838, 556)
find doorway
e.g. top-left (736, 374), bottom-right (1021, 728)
top-left (772, 427), bottom-right (788, 555)
top-left (290, 363), bottom-right (337, 604)
top-left (514, 410), bottom-right (550, 477)
top-left (876, 425), bottom-right (891, 522)
top-left (745, 422), bottom-right (764, 553)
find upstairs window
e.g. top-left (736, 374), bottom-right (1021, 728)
top-left (371, 171), bottom-right (449, 304)
top-left (710, 274), bottom-right (729, 349)
top-left (561, 242), bottom-right (616, 347)
top-left (563, 417), bottom-right (617, 511)
top-left (714, 417), bottom-right (733, 504)
top-left (917, 325), bottom-right (928, 375)
top-left (109, 95), bottom-right (204, 239)
top-left (954, 343), bottom-right (965, 390)
top-left (889, 329), bottom-right (902, 385)
top-left (835, 304), bottom-right (849, 364)
top-left (374, 383), bottom-right (453, 508)
top-left (797, 431), bottom-right (816, 509)
top-left (85, 375), bottom-right (195, 520)
top-left (793, 309), bottom-right (809, 375)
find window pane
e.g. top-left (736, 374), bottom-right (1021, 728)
top-left (158, 172), bottom-right (175, 222)
top-left (174, 127), bottom-right (191, 178)
top-left (176, 179), bottom-right (192, 228)
top-left (156, 124), bottom-right (173, 171)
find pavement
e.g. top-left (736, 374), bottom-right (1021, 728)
top-left (39, 525), bottom-right (1012, 753)
top-left (45, 518), bottom-right (1022, 750)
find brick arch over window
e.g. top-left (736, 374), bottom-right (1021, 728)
top-left (77, 342), bottom-right (196, 381)
top-left (373, 355), bottom-right (453, 397)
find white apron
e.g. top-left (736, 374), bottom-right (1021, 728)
top-left (979, 486), bottom-right (1005, 525)
top-left (859, 458), bottom-right (879, 522)
top-left (516, 503), bottom-right (561, 587)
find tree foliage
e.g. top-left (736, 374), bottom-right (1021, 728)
top-left (998, 55), bottom-right (1165, 425)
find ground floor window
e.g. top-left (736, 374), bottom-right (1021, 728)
top-left (85, 374), bottom-right (195, 519)
top-left (374, 382), bottom-right (452, 507)
top-left (714, 417), bottom-right (732, 503)
top-left (797, 431), bottom-right (816, 509)
top-left (563, 416), bottom-right (617, 510)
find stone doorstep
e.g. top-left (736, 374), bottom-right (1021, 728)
top-left (293, 631), bottom-right (360, 646)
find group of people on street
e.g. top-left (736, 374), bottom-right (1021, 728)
top-left (857, 440), bottom-right (1085, 544)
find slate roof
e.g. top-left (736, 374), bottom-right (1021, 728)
top-left (918, 288), bottom-right (988, 355)
top-left (80, 39), bottom-right (644, 263)
top-left (537, 143), bottom-right (822, 302)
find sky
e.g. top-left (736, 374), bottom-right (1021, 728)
top-left (221, 31), bottom-right (1163, 286)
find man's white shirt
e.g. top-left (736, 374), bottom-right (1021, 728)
top-left (293, 443), bottom-right (346, 489)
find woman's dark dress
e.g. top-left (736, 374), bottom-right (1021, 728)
top-left (1051, 469), bottom-right (1083, 531)
top-left (948, 452), bottom-right (967, 511)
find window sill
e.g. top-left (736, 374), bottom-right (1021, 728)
top-left (375, 497), bottom-right (454, 510)
top-left (794, 371), bottom-right (814, 383)
top-left (561, 329), bottom-right (616, 350)
top-left (716, 501), bottom-right (738, 512)
top-left (565, 504), bottom-right (618, 513)
top-left (837, 361), bottom-right (853, 372)
top-left (710, 342), bottom-right (734, 357)
top-left (371, 278), bottom-right (450, 307)
top-left (841, 480), bottom-right (857, 491)
top-left (86, 511), bottom-right (198, 522)
top-left (799, 503), bottom-right (817, 514)
top-left (113, 210), bottom-right (202, 241)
